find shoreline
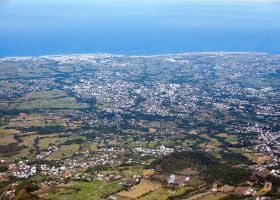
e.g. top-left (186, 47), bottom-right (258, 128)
top-left (0, 51), bottom-right (270, 60)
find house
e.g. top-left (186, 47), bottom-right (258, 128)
top-left (168, 174), bottom-right (190, 186)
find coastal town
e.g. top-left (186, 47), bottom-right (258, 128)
top-left (0, 53), bottom-right (279, 199)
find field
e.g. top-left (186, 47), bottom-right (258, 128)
top-left (27, 90), bottom-right (68, 99)
top-left (0, 129), bottom-right (20, 135)
top-left (20, 134), bottom-right (37, 147)
top-left (45, 180), bottom-right (122, 200)
top-left (38, 136), bottom-right (60, 150)
top-left (229, 148), bottom-right (271, 164)
top-left (196, 193), bottom-right (228, 200)
top-left (46, 144), bottom-right (80, 160)
top-left (12, 148), bottom-right (31, 160)
top-left (6, 90), bottom-right (88, 110)
top-left (139, 186), bottom-right (193, 200)
top-left (256, 182), bottom-right (272, 196)
top-left (142, 169), bottom-right (155, 177)
top-left (0, 134), bottom-right (16, 144)
top-left (89, 142), bottom-right (98, 151)
top-left (217, 133), bottom-right (238, 144)
top-left (117, 180), bottom-right (161, 199)
top-left (11, 97), bottom-right (87, 110)
top-left (121, 166), bottom-right (143, 178)
top-left (242, 152), bottom-right (271, 164)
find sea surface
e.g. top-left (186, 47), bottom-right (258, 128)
top-left (0, 0), bottom-right (280, 57)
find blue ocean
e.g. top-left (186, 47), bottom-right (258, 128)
top-left (0, 0), bottom-right (280, 56)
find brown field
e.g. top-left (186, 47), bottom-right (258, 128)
top-left (255, 154), bottom-right (271, 164)
top-left (183, 191), bottom-right (212, 200)
top-left (139, 186), bottom-right (193, 200)
top-left (117, 180), bottom-right (161, 199)
top-left (142, 169), bottom-right (155, 178)
top-left (229, 148), bottom-right (271, 164)
top-left (20, 134), bottom-right (36, 147)
top-left (243, 152), bottom-right (271, 164)
top-left (196, 193), bottom-right (228, 200)
top-left (0, 134), bottom-right (17, 144)
top-left (218, 185), bottom-right (235, 193)
top-left (0, 129), bottom-right (20, 135)
top-left (256, 182), bottom-right (272, 196)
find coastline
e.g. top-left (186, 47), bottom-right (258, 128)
top-left (0, 51), bottom-right (270, 60)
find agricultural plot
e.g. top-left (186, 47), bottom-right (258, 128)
top-left (139, 186), bottom-right (193, 200)
top-left (45, 180), bottom-right (122, 200)
top-left (46, 144), bottom-right (80, 160)
top-left (217, 133), bottom-right (238, 145)
top-left (230, 148), bottom-right (271, 164)
top-left (11, 97), bottom-right (88, 110)
top-left (0, 134), bottom-right (16, 144)
top-left (27, 90), bottom-right (68, 99)
top-left (38, 136), bottom-right (60, 150)
top-left (196, 192), bottom-right (228, 200)
top-left (121, 166), bottom-right (143, 178)
top-left (117, 180), bottom-right (161, 199)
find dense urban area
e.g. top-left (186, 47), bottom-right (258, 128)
top-left (0, 53), bottom-right (279, 200)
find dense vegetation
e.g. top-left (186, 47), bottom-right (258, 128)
top-left (150, 151), bottom-right (251, 186)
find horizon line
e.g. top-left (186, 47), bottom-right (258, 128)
top-left (0, 51), bottom-right (271, 59)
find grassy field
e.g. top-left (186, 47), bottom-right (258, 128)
top-left (27, 90), bottom-right (68, 99)
top-left (117, 180), bottom-right (161, 199)
top-left (89, 142), bottom-right (98, 151)
top-left (20, 134), bottom-right (36, 147)
top-left (7, 113), bottom-right (81, 130)
top-left (6, 90), bottom-right (88, 110)
top-left (12, 97), bottom-right (88, 110)
top-left (139, 186), bottom-right (193, 200)
top-left (208, 151), bottom-right (222, 159)
top-left (243, 152), bottom-right (271, 164)
top-left (0, 129), bottom-right (20, 135)
top-left (46, 144), bottom-right (80, 160)
top-left (121, 165), bottom-right (143, 178)
top-left (38, 136), bottom-right (60, 150)
top-left (196, 192), bottom-right (228, 200)
top-left (229, 148), bottom-right (271, 164)
top-left (11, 148), bottom-right (31, 160)
top-left (0, 134), bottom-right (17, 144)
top-left (45, 180), bottom-right (122, 200)
top-left (217, 133), bottom-right (238, 144)
top-left (142, 169), bottom-right (155, 177)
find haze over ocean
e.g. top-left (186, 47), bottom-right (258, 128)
top-left (0, 0), bottom-right (280, 56)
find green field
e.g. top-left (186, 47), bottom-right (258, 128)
top-left (28, 90), bottom-right (68, 99)
top-left (45, 180), bottom-right (122, 200)
top-left (217, 133), bottom-right (237, 144)
top-left (46, 144), bottom-right (80, 160)
top-left (11, 97), bottom-right (88, 110)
